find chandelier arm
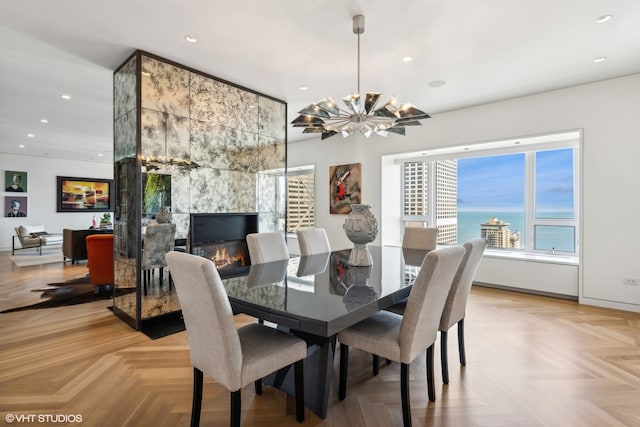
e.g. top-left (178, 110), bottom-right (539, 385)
top-left (320, 117), bottom-right (357, 126)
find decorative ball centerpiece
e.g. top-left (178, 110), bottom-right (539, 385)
top-left (343, 204), bottom-right (378, 266)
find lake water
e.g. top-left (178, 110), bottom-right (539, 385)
top-left (457, 211), bottom-right (575, 252)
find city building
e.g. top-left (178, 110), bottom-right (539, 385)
top-left (481, 217), bottom-right (521, 249)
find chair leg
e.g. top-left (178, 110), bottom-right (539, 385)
top-left (191, 368), bottom-right (203, 427)
top-left (143, 270), bottom-right (148, 296)
top-left (458, 319), bottom-right (466, 366)
top-left (294, 359), bottom-right (305, 423)
top-left (339, 343), bottom-right (349, 400)
top-left (401, 363), bottom-right (412, 427)
top-left (441, 330), bottom-right (449, 384)
top-left (426, 344), bottom-right (435, 402)
top-left (373, 354), bottom-right (380, 376)
top-left (254, 379), bottom-right (262, 395)
top-left (230, 390), bottom-right (241, 427)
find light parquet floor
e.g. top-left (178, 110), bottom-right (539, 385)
top-left (0, 252), bottom-right (639, 426)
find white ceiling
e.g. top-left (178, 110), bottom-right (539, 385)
top-left (1, 0), bottom-right (640, 165)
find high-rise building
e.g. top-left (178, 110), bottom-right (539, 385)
top-left (403, 160), bottom-right (457, 244)
top-left (403, 162), bottom-right (428, 217)
top-left (481, 217), bottom-right (520, 248)
top-left (435, 160), bottom-right (457, 244)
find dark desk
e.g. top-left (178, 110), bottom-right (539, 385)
top-left (221, 245), bottom-right (427, 418)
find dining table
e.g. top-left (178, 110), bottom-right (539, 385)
top-left (220, 245), bottom-right (429, 419)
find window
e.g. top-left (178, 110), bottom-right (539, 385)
top-left (286, 166), bottom-right (315, 232)
top-left (401, 134), bottom-right (579, 255)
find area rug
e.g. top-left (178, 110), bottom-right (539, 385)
top-left (9, 249), bottom-right (64, 267)
top-left (0, 276), bottom-right (134, 313)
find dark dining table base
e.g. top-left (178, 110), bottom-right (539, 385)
top-left (264, 330), bottom-right (337, 419)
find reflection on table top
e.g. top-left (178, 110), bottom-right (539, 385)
top-left (221, 245), bottom-right (428, 337)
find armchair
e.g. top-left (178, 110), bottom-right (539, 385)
top-left (86, 234), bottom-right (114, 292)
top-left (12, 225), bottom-right (63, 255)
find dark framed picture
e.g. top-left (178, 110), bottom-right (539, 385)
top-left (5, 196), bottom-right (28, 217)
top-left (5, 171), bottom-right (27, 192)
top-left (57, 176), bottom-right (114, 212)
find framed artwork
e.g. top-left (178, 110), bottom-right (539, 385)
top-left (5, 171), bottom-right (27, 192)
top-left (142, 173), bottom-right (171, 219)
top-left (57, 176), bottom-right (114, 212)
top-left (329, 163), bottom-right (361, 214)
top-left (5, 196), bottom-right (28, 217)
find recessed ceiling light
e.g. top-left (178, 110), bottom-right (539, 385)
top-left (185, 35), bottom-right (198, 43)
top-left (428, 80), bottom-right (446, 88)
top-left (18, 144), bottom-right (25, 148)
top-left (402, 56), bottom-right (413, 63)
top-left (98, 153), bottom-right (104, 157)
top-left (60, 94), bottom-right (71, 100)
top-left (595, 14), bottom-right (612, 24)
top-left (593, 56), bottom-right (607, 63)
top-left (27, 133), bottom-right (35, 138)
top-left (141, 71), bottom-right (151, 77)
top-left (299, 86), bottom-right (309, 91)
top-left (40, 118), bottom-right (49, 124)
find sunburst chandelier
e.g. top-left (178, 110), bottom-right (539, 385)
top-left (291, 15), bottom-right (430, 140)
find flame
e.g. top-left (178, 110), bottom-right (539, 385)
top-left (210, 245), bottom-right (246, 269)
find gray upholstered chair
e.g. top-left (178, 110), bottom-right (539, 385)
top-left (165, 251), bottom-right (307, 427)
top-left (246, 232), bottom-right (289, 264)
top-left (296, 228), bottom-right (331, 256)
top-left (385, 238), bottom-right (487, 384)
top-left (142, 223), bottom-right (176, 295)
top-left (338, 245), bottom-right (465, 427)
top-left (438, 238), bottom-right (487, 383)
top-left (402, 226), bottom-right (438, 250)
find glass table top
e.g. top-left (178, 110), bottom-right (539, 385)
top-left (221, 245), bottom-right (428, 337)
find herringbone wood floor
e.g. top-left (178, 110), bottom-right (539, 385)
top-left (1, 252), bottom-right (639, 426)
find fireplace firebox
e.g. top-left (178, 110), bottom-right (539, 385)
top-left (189, 213), bottom-right (258, 278)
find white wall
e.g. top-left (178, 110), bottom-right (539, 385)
top-left (1, 154), bottom-right (112, 251)
top-left (287, 73), bottom-right (640, 313)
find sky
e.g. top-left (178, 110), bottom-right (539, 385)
top-left (457, 148), bottom-right (574, 213)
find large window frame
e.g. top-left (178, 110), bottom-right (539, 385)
top-left (286, 165), bottom-right (316, 233)
top-left (400, 133), bottom-right (580, 256)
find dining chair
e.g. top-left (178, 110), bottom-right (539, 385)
top-left (402, 226), bottom-right (438, 250)
top-left (142, 223), bottom-right (176, 295)
top-left (338, 245), bottom-right (465, 427)
top-left (246, 232), bottom-right (289, 264)
top-left (165, 251), bottom-right (307, 427)
top-left (438, 237), bottom-right (487, 383)
top-left (296, 228), bottom-right (331, 256)
top-left (385, 238), bottom-right (487, 384)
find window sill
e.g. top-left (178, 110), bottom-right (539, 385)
top-left (483, 249), bottom-right (578, 266)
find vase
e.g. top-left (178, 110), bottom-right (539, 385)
top-left (156, 206), bottom-right (172, 223)
top-left (342, 265), bottom-right (378, 311)
top-left (343, 204), bottom-right (378, 266)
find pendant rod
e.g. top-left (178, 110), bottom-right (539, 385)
top-left (357, 32), bottom-right (360, 95)
top-left (353, 15), bottom-right (365, 96)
